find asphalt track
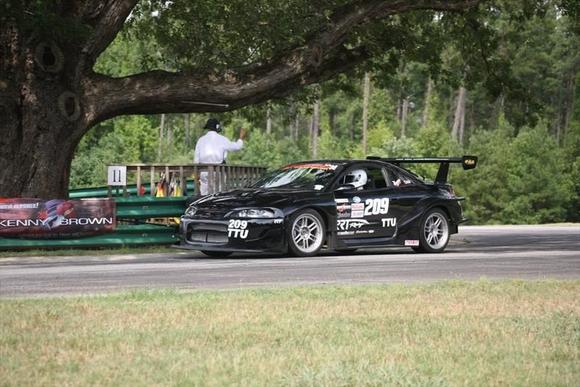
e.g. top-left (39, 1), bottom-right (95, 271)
top-left (0, 225), bottom-right (578, 298)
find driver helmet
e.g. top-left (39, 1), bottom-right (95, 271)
top-left (345, 169), bottom-right (367, 189)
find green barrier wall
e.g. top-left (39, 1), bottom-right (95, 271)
top-left (69, 181), bottom-right (196, 198)
top-left (0, 196), bottom-right (189, 250)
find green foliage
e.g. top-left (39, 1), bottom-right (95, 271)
top-left (70, 116), bottom-right (159, 188)
top-left (561, 122), bottom-right (580, 222)
top-left (367, 120), bottom-right (395, 151)
top-left (456, 122), bottom-right (574, 224)
top-left (228, 130), bottom-right (297, 168)
top-left (66, 0), bottom-right (579, 225)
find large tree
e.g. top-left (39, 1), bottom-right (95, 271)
top-left (2, 0), bottom-right (484, 198)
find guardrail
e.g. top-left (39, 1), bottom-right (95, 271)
top-left (1, 164), bottom-right (268, 250)
top-left (109, 163), bottom-right (267, 197)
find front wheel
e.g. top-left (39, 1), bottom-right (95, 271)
top-left (287, 209), bottom-right (325, 257)
top-left (413, 209), bottom-right (450, 253)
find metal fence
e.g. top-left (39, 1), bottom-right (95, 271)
top-left (109, 163), bottom-right (267, 197)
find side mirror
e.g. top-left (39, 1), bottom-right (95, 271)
top-left (335, 184), bottom-right (355, 191)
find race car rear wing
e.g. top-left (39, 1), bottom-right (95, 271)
top-left (366, 155), bottom-right (478, 184)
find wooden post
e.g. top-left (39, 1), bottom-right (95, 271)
top-left (179, 166), bottom-right (185, 196)
top-left (193, 165), bottom-right (200, 197)
top-left (150, 166), bottom-right (155, 196)
top-left (136, 166), bottom-right (142, 196)
top-left (208, 165), bottom-right (215, 194)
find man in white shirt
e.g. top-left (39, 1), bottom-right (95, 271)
top-left (194, 118), bottom-right (246, 195)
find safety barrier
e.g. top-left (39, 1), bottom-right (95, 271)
top-left (109, 163), bottom-right (267, 197)
top-left (0, 164), bottom-right (267, 250)
top-left (0, 197), bottom-right (186, 250)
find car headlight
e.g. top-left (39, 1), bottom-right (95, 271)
top-left (228, 208), bottom-right (280, 218)
top-left (185, 205), bottom-right (197, 216)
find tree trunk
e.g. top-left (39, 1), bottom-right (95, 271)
top-left (401, 97), bottom-right (409, 138)
top-left (422, 78), bottom-right (433, 128)
top-left (328, 109), bottom-right (336, 136)
top-left (167, 115), bottom-right (173, 153)
top-left (350, 113), bottom-right (356, 141)
top-left (158, 113), bottom-right (166, 161)
top-left (452, 86), bottom-right (467, 145)
top-left (310, 98), bottom-right (320, 159)
top-left (0, 22), bottom-right (86, 198)
top-left (557, 70), bottom-right (577, 144)
top-left (294, 113), bottom-right (300, 141)
top-left (184, 114), bottom-right (191, 148)
top-left (266, 104), bottom-right (272, 135)
top-left (492, 93), bottom-right (505, 130)
top-left (362, 72), bottom-right (371, 154)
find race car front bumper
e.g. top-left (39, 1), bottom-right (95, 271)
top-left (178, 217), bottom-right (287, 253)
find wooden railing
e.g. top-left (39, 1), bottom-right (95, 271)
top-left (108, 163), bottom-right (267, 197)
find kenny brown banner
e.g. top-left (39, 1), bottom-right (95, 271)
top-left (0, 198), bottom-right (116, 238)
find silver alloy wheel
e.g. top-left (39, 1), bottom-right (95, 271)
top-left (291, 213), bottom-right (324, 254)
top-left (423, 212), bottom-right (449, 250)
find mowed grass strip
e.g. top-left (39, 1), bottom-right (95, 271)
top-left (1, 280), bottom-right (578, 386)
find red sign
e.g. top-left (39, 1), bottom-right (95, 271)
top-left (0, 198), bottom-right (116, 238)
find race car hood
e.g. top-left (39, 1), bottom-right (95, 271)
top-left (188, 188), bottom-right (313, 217)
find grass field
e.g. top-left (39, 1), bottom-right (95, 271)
top-left (1, 280), bottom-right (578, 386)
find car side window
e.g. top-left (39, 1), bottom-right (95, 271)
top-left (339, 166), bottom-right (388, 191)
top-left (388, 167), bottom-right (415, 187)
top-left (365, 166), bottom-right (388, 189)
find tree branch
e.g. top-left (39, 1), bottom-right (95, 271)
top-left (83, 45), bottom-right (371, 125)
top-left (83, 0), bottom-right (481, 126)
top-left (78, 0), bottom-right (138, 73)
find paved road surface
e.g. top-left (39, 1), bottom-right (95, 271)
top-left (0, 225), bottom-right (578, 298)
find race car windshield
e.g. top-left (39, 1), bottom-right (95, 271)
top-left (252, 163), bottom-right (339, 190)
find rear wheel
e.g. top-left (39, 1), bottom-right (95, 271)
top-left (287, 209), bottom-right (325, 257)
top-left (201, 250), bottom-right (233, 258)
top-left (413, 209), bottom-right (450, 253)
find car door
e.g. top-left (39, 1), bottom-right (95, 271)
top-left (384, 165), bottom-right (430, 229)
top-left (333, 164), bottom-right (398, 241)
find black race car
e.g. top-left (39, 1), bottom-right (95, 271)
top-left (178, 156), bottom-right (477, 257)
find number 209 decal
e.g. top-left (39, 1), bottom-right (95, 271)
top-left (228, 219), bottom-right (248, 239)
top-left (364, 198), bottom-right (389, 215)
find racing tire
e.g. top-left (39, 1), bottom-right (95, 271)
top-left (412, 208), bottom-right (450, 253)
top-left (287, 209), bottom-right (325, 257)
top-left (201, 250), bottom-right (233, 258)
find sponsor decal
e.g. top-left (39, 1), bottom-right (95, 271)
top-left (464, 157), bottom-right (476, 166)
top-left (381, 218), bottom-right (397, 227)
top-left (351, 203), bottom-right (364, 211)
top-left (349, 201), bottom-right (365, 218)
top-left (228, 219), bottom-right (249, 239)
top-left (337, 219), bottom-right (369, 231)
top-left (337, 203), bottom-right (351, 212)
top-left (355, 229), bottom-right (374, 235)
top-left (335, 198), bottom-right (349, 204)
top-left (283, 163), bottom-right (338, 170)
top-left (0, 198), bottom-right (115, 238)
top-left (336, 203), bottom-right (352, 219)
top-left (405, 240), bottom-right (419, 246)
top-left (337, 231), bottom-right (355, 236)
top-left (273, 219), bottom-right (283, 224)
